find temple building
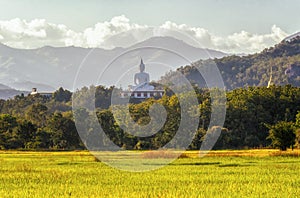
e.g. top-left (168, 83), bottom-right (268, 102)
top-left (120, 59), bottom-right (164, 99)
top-left (30, 88), bottom-right (53, 98)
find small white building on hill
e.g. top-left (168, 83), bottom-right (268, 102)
top-left (30, 88), bottom-right (52, 98)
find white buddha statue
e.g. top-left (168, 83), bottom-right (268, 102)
top-left (129, 59), bottom-right (154, 91)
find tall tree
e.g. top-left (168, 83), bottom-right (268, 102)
top-left (17, 120), bottom-right (37, 148)
top-left (267, 121), bottom-right (296, 151)
top-left (0, 114), bottom-right (19, 149)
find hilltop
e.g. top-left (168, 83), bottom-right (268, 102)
top-left (161, 35), bottom-right (300, 89)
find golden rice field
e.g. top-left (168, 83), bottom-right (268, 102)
top-left (0, 150), bottom-right (299, 197)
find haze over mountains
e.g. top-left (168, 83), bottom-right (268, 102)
top-left (0, 83), bottom-right (29, 99)
top-left (0, 36), bottom-right (227, 95)
top-left (0, 33), bottom-right (299, 99)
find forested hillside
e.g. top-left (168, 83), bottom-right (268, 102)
top-left (161, 36), bottom-right (300, 89)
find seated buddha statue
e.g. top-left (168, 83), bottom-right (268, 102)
top-left (129, 59), bottom-right (154, 91)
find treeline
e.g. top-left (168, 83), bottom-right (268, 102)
top-left (94, 85), bottom-right (300, 150)
top-left (0, 87), bottom-right (81, 149)
top-left (0, 85), bottom-right (300, 150)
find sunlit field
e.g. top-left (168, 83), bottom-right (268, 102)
top-left (0, 150), bottom-right (299, 197)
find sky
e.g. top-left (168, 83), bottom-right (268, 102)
top-left (0, 0), bottom-right (299, 53)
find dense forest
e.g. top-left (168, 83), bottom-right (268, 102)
top-left (0, 85), bottom-right (299, 150)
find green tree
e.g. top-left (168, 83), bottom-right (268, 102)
top-left (267, 121), bottom-right (296, 151)
top-left (17, 120), bottom-right (37, 148)
top-left (32, 129), bottom-right (50, 149)
top-left (0, 114), bottom-right (19, 149)
top-left (46, 113), bottom-right (81, 149)
top-left (53, 87), bottom-right (72, 102)
top-left (25, 104), bottom-right (48, 127)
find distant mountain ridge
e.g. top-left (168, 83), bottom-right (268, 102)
top-left (0, 83), bottom-right (12, 90)
top-left (0, 83), bottom-right (29, 100)
top-left (2, 33), bottom-right (298, 94)
top-left (10, 81), bottom-right (55, 92)
top-left (0, 36), bottom-right (227, 91)
top-left (130, 36), bottom-right (226, 60)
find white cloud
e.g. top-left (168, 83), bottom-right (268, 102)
top-left (81, 15), bottom-right (147, 48)
top-left (158, 22), bottom-right (288, 54)
top-left (0, 18), bottom-right (78, 48)
top-left (0, 16), bottom-right (289, 54)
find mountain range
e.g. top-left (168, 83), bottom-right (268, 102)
top-left (0, 83), bottom-right (29, 99)
top-left (1, 33), bottom-right (300, 99)
top-left (0, 36), bottom-right (227, 95)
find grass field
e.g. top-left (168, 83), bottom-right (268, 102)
top-left (0, 150), bottom-right (299, 197)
